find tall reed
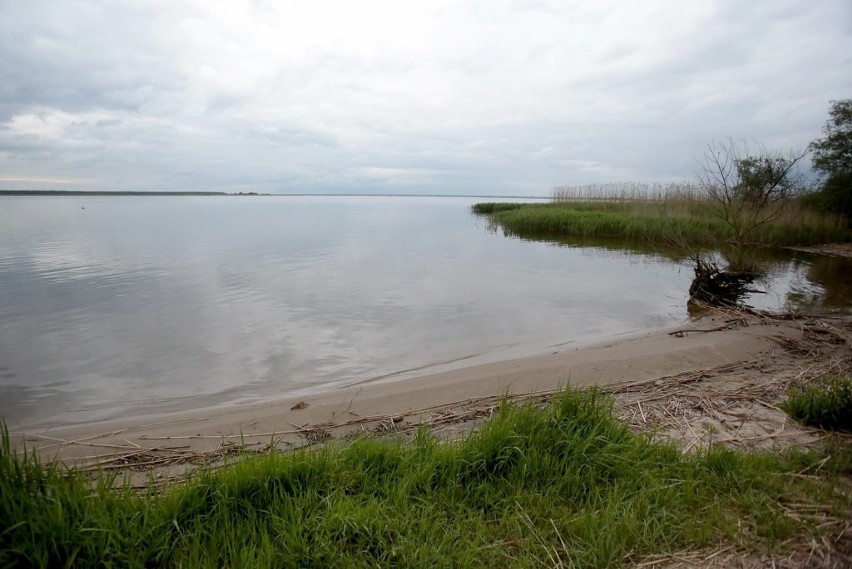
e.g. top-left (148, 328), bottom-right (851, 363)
top-left (552, 182), bottom-right (703, 203)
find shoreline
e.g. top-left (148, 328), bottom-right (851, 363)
top-left (18, 312), bottom-right (821, 466)
top-left (9, 320), bottom-right (685, 434)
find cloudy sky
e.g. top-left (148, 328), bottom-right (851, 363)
top-left (1, 1), bottom-right (850, 195)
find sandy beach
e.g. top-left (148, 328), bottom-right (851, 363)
top-left (18, 309), bottom-right (851, 475)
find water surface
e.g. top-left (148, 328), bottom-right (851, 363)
top-left (0, 195), bottom-right (848, 429)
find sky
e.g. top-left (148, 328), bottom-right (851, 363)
top-left (1, 1), bottom-right (850, 196)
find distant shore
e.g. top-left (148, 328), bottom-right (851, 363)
top-left (0, 190), bottom-right (549, 199)
top-left (0, 190), bottom-right (234, 196)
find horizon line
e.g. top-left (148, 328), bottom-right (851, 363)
top-left (0, 189), bottom-right (551, 200)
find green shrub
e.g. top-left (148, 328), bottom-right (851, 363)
top-left (781, 376), bottom-right (852, 432)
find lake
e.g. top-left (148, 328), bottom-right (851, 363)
top-left (1, 195), bottom-right (849, 429)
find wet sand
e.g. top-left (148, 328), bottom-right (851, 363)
top-left (17, 313), bottom-right (808, 466)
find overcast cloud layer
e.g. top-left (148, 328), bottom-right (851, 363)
top-left (1, 1), bottom-right (850, 195)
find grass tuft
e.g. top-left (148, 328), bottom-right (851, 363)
top-left (781, 375), bottom-right (852, 432)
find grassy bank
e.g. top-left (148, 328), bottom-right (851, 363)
top-left (473, 193), bottom-right (850, 248)
top-left (3, 390), bottom-right (850, 568)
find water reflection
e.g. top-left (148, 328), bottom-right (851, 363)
top-left (0, 196), bottom-right (848, 429)
top-left (487, 223), bottom-right (852, 315)
top-left (781, 254), bottom-right (852, 314)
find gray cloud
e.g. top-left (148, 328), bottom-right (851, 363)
top-left (1, 0), bottom-right (850, 194)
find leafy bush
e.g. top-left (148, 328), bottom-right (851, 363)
top-left (781, 376), bottom-right (852, 432)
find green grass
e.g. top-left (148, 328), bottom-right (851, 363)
top-left (2, 390), bottom-right (850, 568)
top-left (782, 376), bottom-right (852, 433)
top-left (472, 198), bottom-right (850, 248)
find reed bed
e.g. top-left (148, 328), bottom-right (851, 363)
top-left (551, 182), bottom-right (703, 203)
top-left (473, 183), bottom-right (850, 247)
top-left (3, 384), bottom-right (851, 568)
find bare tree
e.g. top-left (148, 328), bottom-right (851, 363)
top-left (688, 140), bottom-right (808, 306)
top-left (697, 139), bottom-right (808, 263)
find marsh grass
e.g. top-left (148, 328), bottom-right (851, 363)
top-left (2, 390), bottom-right (850, 568)
top-left (473, 184), bottom-right (850, 247)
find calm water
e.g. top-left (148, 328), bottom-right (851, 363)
top-left (1, 195), bottom-right (849, 429)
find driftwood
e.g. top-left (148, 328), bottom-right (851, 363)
top-left (688, 257), bottom-right (757, 307)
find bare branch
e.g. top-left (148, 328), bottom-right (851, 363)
top-left (696, 139), bottom-right (807, 262)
